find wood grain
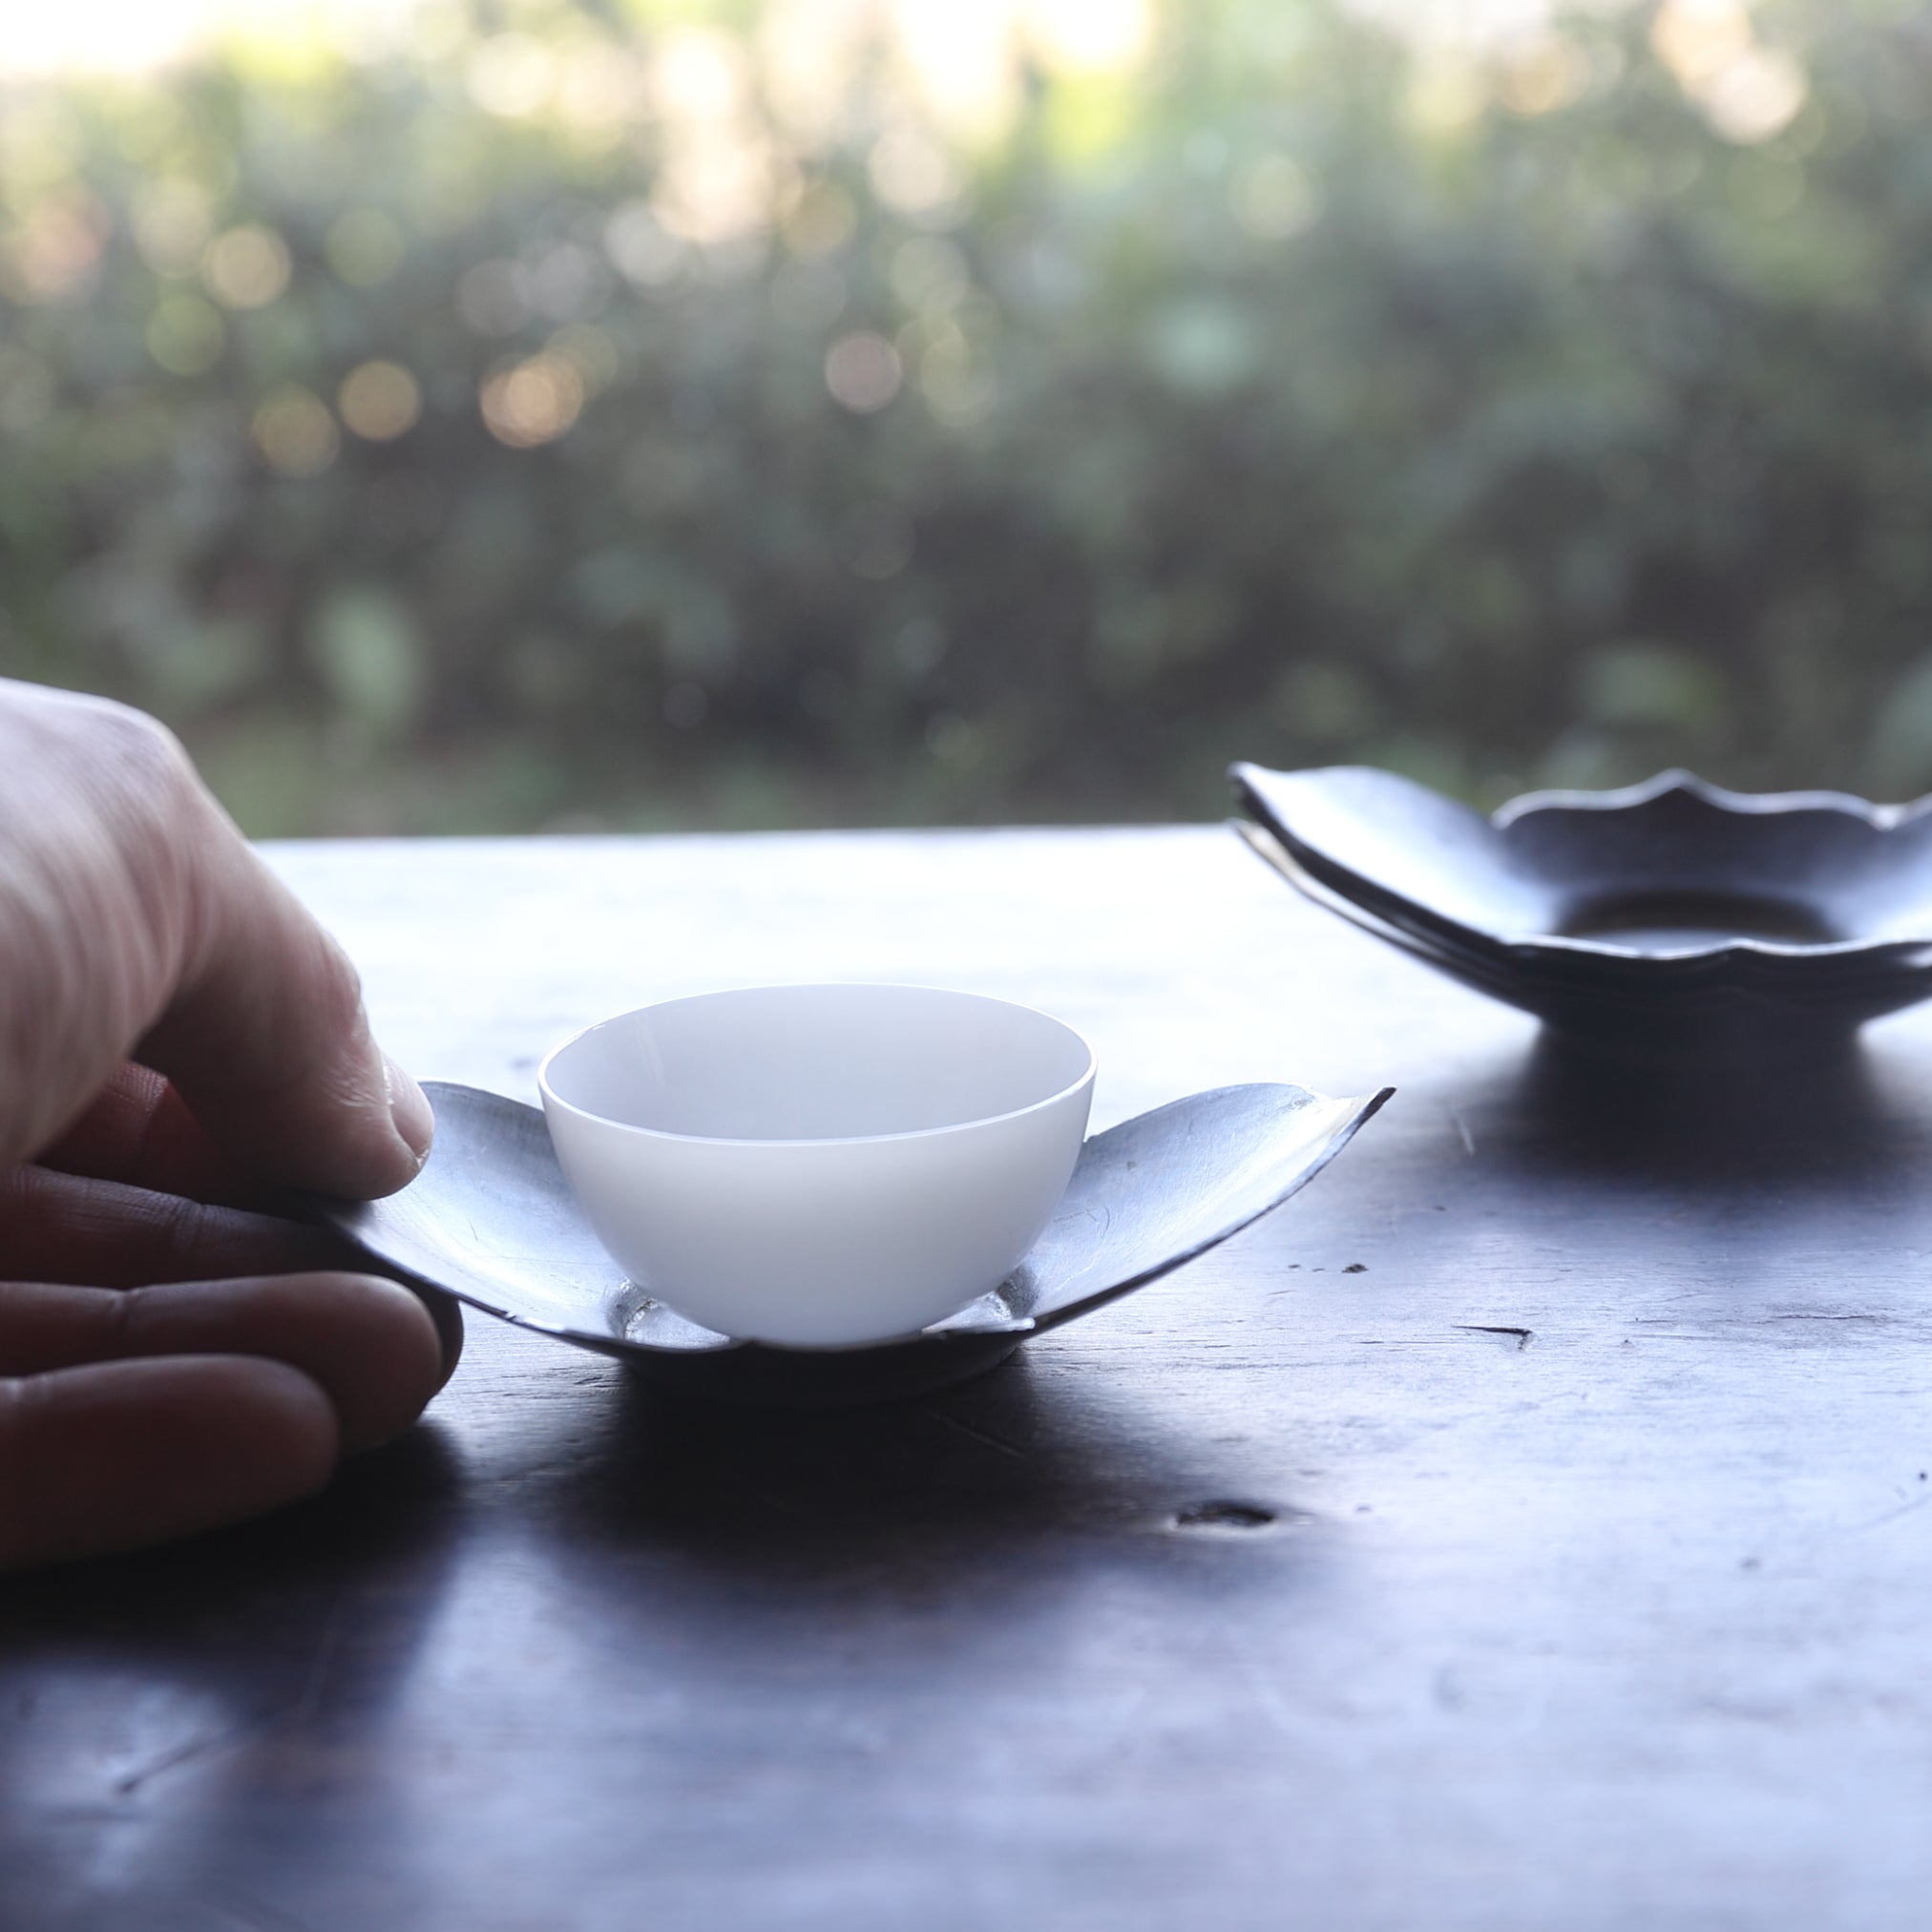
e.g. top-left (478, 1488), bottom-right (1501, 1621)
top-left (5, 826), bottom-right (1931, 1931)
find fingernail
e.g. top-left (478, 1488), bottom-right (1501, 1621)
top-left (383, 1054), bottom-right (435, 1165)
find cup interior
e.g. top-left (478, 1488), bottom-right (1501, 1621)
top-left (541, 984), bottom-right (1095, 1143)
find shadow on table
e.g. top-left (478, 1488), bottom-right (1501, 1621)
top-left (0, 1311), bottom-right (1340, 1929)
top-left (0, 1423), bottom-right (470, 1920)
top-left (498, 1346), bottom-right (1334, 1608)
top-left (0, 1327), bottom-right (1329, 1672)
top-left (0, 1419), bottom-right (467, 1641)
top-left (0, 1343), bottom-right (1344, 1929)
top-left (0, 1429), bottom-right (465, 1893)
top-left (1459, 1028), bottom-right (1932, 1190)
top-left (0, 1418), bottom-right (468, 1772)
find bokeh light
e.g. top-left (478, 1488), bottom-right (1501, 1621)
top-left (338, 361), bottom-right (422, 440)
top-left (479, 352), bottom-right (584, 447)
top-left (201, 225), bottom-right (292, 310)
top-left (252, 387), bottom-right (339, 476)
top-left (825, 332), bottom-right (903, 412)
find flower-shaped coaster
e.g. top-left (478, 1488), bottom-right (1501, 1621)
top-left (1233, 764), bottom-right (1932, 1047)
top-left (312, 1079), bottom-right (1392, 1406)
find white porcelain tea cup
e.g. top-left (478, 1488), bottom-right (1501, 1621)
top-left (538, 984), bottom-right (1097, 1348)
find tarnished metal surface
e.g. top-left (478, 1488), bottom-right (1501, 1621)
top-left (314, 1078), bottom-right (1390, 1405)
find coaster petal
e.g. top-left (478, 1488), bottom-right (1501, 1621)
top-left (309, 1078), bottom-right (1392, 1406)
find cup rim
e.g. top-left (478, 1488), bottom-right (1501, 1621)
top-left (536, 982), bottom-right (1098, 1150)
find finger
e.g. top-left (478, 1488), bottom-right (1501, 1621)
top-left (32, 1062), bottom-right (261, 1207)
top-left (418, 1287), bottom-right (466, 1393)
top-left (136, 825), bottom-right (434, 1198)
top-left (0, 1273), bottom-right (444, 1453)
top-left (0, 1355), bottom-right (337, 1571)
top-left (0, 1166), bottom-right (466, 1385)
top-left (0, 684), bottom-right (431, 1196)
top-left (1, 1164), bottom-right (351, 1288)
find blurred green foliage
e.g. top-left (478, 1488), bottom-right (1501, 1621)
top-left (5, 0), bottom-right (1932, 833)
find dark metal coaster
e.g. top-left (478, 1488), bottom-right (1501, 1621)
top-left (309, 1078), bottom-right (1393, 1407)
top-left (1233, 764), bottom-right (1932, 1050)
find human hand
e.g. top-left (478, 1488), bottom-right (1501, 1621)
top-left (0, 680), bottom-right (458, 1569)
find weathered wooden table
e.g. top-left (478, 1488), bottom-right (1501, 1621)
top-left (6, 827), bottom-right (1932, 1930)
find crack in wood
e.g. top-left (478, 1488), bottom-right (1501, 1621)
top-left (1848, 1491), bottom-right (1932, 1534)
top-left (114, 1602), bottom-right (345, 1800)
top-left (1456, 1324), bottom-right (1534, 1350)
top-left (112, 1713), bottom-right (276, 1800)
top-left (924, 1405), bottom-right (1025, 1458)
